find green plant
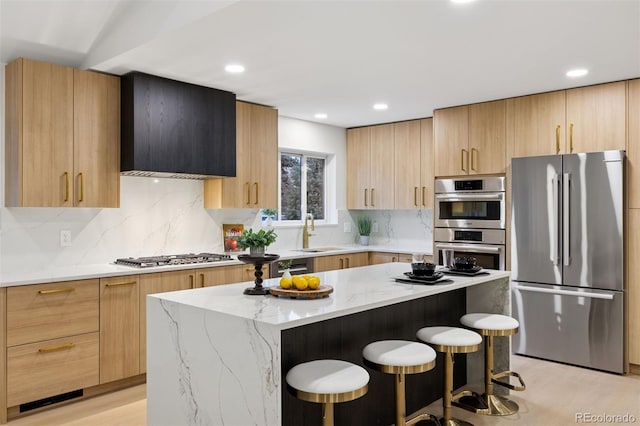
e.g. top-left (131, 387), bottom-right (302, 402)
top-left (278, 259), bottom-right (293, 270)
top-left (357, 216), bottom-right (372, 236)
top-left (262, 208), bottom-right (278, 218)
top-left (236, 228), bottom-right (278, 249)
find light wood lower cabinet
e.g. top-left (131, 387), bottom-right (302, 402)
top-left (139, 271), bottom-right (195, 373)
top-left (200, 264), bottom-right (269, 287)
top-left (7, 332), bottom-right (99, 407)
top-left (314, 253), bottom-right (369, 272)
top-left (368, 252), bottom-right (433, 265)
top-left (99, 276), bottom-right (139, 384)
top-left (628, 209), bottom-right (640, 366)
top-left (6, 279), bottom-right (99, 347)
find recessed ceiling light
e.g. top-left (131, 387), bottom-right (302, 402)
top-left (373, 103), bottom-right (388, 110)
top-left (225, 64), bottom-right (245, 74)
top-left (314, 113), bottom-right (328, 119)
top-left (566, 68), bottom-right (589, 78)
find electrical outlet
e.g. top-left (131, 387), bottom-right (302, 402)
top-left (343, 222), bottom-right (352, 233)
top-left (372, 221), bottom-right (379, 233)
top-left (60, 230), bottom-right (72, 247)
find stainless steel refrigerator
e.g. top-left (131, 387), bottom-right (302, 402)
top-left (511, 150), bottom-right (625, 374)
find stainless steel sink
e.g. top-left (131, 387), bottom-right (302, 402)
top-left (294, 247), bottom-right (343, 253)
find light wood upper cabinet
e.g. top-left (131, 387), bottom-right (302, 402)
top-left (629, 79), bottom-right (640, 209)
top-left (434, 105), bottom-right (469, 177)
top-left (139, 271), bottom-right (195, 373)
top-left (510, 91), bottom-right (567, 157)
top-left (434, 101), bottom-right (506, 177)
top-left (420, 118), bottom-right (435, 209)
top-left (5, 58), bottom-right (120, 207)
top-left (73, 69), bottom-right (120, 207)
top-left (394, 120), bottom-right (421, 209)
top-left (346, 127), bottom-right (371, 209)
top-left (204, 101), bottom-right (278, 209)
top-left (369, 124), bottom-right (395, 209)
top-left (100, 276), bottom-right (139, 384)
top-left (566, 81), bottom-right (626, 154)
top-left (346, 124), bottom-right (394, 209)
top-left (468, 100), bottom-right (506, 174)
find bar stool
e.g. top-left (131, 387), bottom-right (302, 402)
top-left (286, 359), bottom-right (369, 426)
top-left (459, 313), bottom-right (526, 416)
top-left (362, 340), bottom-right (439, 426)
top-left (417, 326), bottom-right (483, 426)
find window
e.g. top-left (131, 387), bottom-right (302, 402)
top-left (279, 152), bottom-right (326, 221)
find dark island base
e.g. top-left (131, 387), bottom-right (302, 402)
top-left (282, 289), bottom-right (467, 425)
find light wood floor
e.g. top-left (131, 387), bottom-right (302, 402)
top-left (8, 355), bottom-right (640, 425)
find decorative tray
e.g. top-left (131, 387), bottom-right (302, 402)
top-left (442, 266), bottom-right (489, 276)
top-left (394, 273), bottom-right (452, 285)
top-left (269, 285), bottom-right (334, 299)
top-left (403, 271), bottom-right (445, 281)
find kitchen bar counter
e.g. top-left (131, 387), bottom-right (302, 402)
top-left (147, 263), bottom-right (510, 425)
top-left (0, 244), bottom-right (432, 287)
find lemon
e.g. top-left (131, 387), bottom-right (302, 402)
top-left (292, 275), bottom-right (309, 291)
top-left (279, 277), bottom-right (292, 289)
top-left (307, 276), bottom-right (321, 290)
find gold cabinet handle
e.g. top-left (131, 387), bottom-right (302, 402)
top-left (245, 182), bottom-right (251, 205)
top-left (39, 343), bottom-right (75, 353)
top-left (199, 274), bottom-right (204, 288)
top-left (39, 287), bottom-right (74, 295)
top-left (569, 123), bottom-right (574, 152)
top-left (555, 125), bottom-right (561, 154)
top-left (63, 171), bottom-right (69, 202)
top-left (254, 182), bottom-right (259, 205)
top-left (371, 188), bottom-right (375, 207)
top-left (339, 258), bottom-right (344, 269)
top-left (190, 274), bottom-right (195, 289)
top-left (471, 148), bottom-right (478, 171)
top-left (346, 258), bottom-right (350, 268)
top-left (105, 281), bottom-right (136, 287)
top-left (414, 186), bottom-right (418, 207)
top-left (461, 149), bottom-right (467, 172)
top-left (392, 256), bottom-right (397, 262)
top-left (422, 186), bottom-right (426, 207)
top-left (78, 172), bottom-right (84, 202)
top-left (364, 189), bottom-right (368, 207)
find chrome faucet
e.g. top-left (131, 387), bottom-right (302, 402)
top-left (302, 213), bottom-right (315, 248)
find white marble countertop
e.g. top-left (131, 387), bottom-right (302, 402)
top-left (150, 263), bottom-right (510, 329)
top-left (0, 244), bottom-right (433, 287)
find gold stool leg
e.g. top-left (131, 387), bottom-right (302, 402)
top-left (440, 352), bottom-right (474, 426)
top-left (322, 402), bottom-right (334, 426)
top-left (395, 373), bottom-right (406, 426)
top-left (457, 335), bottom-right (521, 415)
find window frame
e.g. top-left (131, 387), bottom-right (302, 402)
top-left (277, 150), bottom-right (328, 225)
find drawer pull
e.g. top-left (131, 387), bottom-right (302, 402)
top-left (39, 287), bottom-right (74, 295)
top-left (105, 281), bottom-right (136, 287)
top-left (39, 343), bottom-right (75, 353)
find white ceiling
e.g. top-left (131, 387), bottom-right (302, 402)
top-left (1, 0), bottom-right (639, 128)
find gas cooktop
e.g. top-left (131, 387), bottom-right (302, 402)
top-left (115, 253), bottom-right (232, 268)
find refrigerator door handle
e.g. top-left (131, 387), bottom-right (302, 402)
top-left (513, 284), bottom-right (614, 300)
top-left (563, 172), bottom-right (571, 266)
top-left (550, 175), bottom-right (559, 265)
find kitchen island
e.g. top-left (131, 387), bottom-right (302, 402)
top-left (146, 263), bottom-right (510, 425)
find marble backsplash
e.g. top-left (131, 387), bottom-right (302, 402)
top-left (0, 176), bottom-right (433, 274)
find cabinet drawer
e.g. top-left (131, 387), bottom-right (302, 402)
top-left (7, 332), bottom-right (100, 407)
top-left (7, 279), bottom-right (99, 346)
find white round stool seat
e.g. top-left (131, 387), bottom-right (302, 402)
top-left (286, 359), bottom-right (369, 403)
top-left (416, 326), bottom-right (482, 353)
top-left (363, 340), bottom-right (436, 374)
top-left (461, 313), bottom-right (519, 336)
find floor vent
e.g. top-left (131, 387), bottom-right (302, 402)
top-left (19, 389), bottom-right (83, 412)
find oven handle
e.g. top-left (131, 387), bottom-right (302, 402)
top-left (435, 242), bottom-right (503, 254)
top-left (435, 193), bottom-right (504, 202)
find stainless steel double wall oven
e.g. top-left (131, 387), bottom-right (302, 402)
top-left (434, 176), bottom-right (506, 270)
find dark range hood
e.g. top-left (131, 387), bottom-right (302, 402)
top-left (121, 72), bottom-right (236, 179)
